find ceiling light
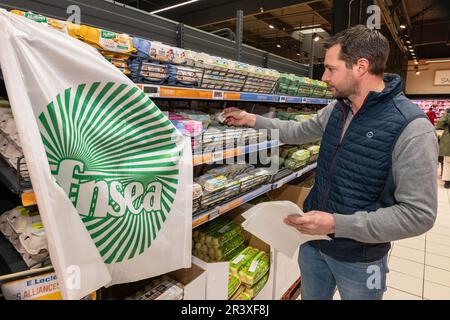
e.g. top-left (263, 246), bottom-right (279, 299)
top-left (400, 24), bottom-right (406, 29)
top-left (151, 0), bottom-right (199, 14)
top-left (425, 59), bottom-right (450, 63)
top-left (408, 45), bottom-right (412, 48)
top-left (414, 61), bottom-right (418, 65)
top-left (313, 33), bottom-right (320, 42)
top-left (297, 53), bottom-right (300, 56)
top-left (409, 49), bottom-right (414, 52)
top-left (277, 44), bottom-right (281, 48)
top-left (416, 71), bottom-right (420, 75)
top-left (406, 40), bottom-right (411, 44)
top-left (269, 25), bottom-right (274, 29)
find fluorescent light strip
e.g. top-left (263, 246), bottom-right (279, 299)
top-left (151, 0), bottom-right (199, 14)
top-left (425, 59), bottom-right (450, 63)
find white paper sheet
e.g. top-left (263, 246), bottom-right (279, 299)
top-left (241, 201), bottom-right (330, 259)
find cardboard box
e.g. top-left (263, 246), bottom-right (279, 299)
top-left (267, 184), bottom-right (311, 210)
top-left (193, 207), bottom-right (274, 300)
top-left (99, 262), bottom-right (206, 300)
top-left (264, 184), bottom-right (313, 299)
top-left (168, 263), bottom-right (206, 300)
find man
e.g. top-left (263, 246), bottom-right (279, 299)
top-left (426, 106), bottom-right (437, 125)
top-left (224, 25), bottom-right (438, 300)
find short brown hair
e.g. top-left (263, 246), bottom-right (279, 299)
top-left (324, 25), bottom-right (389, 75)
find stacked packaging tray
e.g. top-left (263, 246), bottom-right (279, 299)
top-left (0, 207), bottom-right (50, 269)
top-left (276, 73), bottom-right (333, 98)
top-left (11, 10), bottom-right (135, 76)
top-left (0, 100), bottom-right (29, 181)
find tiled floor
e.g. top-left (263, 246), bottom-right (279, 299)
top-left (334, 178), bottom-right (450, 300)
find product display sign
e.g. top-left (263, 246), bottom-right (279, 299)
top-left (1, 272), bottom-right (61, 300)
top-left (0, 10), bottom-right (192, 300)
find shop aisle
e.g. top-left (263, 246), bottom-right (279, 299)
top-left (333, 179), bottom-right (450, 300)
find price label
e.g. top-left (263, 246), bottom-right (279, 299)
top-left (213, 91), bottom-right (224, 100)
top-left (212, 150), bottom-right (224, 162)
top-left (143, 85), bottom-right (160, 97)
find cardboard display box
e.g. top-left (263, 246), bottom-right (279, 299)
top-left (193, 207), bottom-right (275, 300)
top-left (193, 183), bottom-right (313, 300)
top-left (99, 262), bottom-right (206, 300)
top-left (267, 184), bottom-right (311, 210)
top-left (267, 184), bottom-right (312, 299)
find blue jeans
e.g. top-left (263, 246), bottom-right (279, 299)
top-left (299, 243), bottom-right (389, 300)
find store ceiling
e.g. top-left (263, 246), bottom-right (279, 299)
top-left (116, 0), bottom-right (449, 61)
top-left (399, 0), bottom-right (450, 60)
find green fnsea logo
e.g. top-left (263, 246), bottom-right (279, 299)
top-left (38, 82), bottom-right (181, 264)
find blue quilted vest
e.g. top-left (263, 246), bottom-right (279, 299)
top-left (303, 73), bottom-right (427, 262)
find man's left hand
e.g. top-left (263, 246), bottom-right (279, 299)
top-left (284, 211), bottom-right (335, 235)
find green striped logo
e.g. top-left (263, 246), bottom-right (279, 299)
top-left (38, 82), bottom-right (181, 264)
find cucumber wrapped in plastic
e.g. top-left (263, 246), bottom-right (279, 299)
top-left (205, 222), bottom-right (242, 247)
top-left (229, 247), bottom-right (260, 276)
top-left (238, 251), bottom-right (270, 286)
top-left (244, 272), bottom-right (269, 298)
top-left (228, 274), bottom-right (241, 299)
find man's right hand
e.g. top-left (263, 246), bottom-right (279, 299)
top-left (223, 107), bottom-right (257, 127)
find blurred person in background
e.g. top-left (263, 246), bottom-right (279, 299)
top-left (437, 108), bottom-right (450, 188)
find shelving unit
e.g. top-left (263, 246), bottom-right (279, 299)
top-left (192, 162), bottom-right (317, 228)
top-left (138, 84), bottom-right (332, 105)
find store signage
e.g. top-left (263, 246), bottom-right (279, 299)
top-left (1, 272), bottom-right (61, 300)
top-left (434, 70), bottom-right (450, 85)
top-left (38, 82), bottom-right (181, 264)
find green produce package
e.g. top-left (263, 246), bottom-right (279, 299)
top-left (205, 222), bottom-right (242, 247)
top-left (244, 272), bottom-right (269, 298)
top-left (238, 251), bottom-right (270, 286)
top-left (229, 246), bottom-right (260, 276)
top-left (228, 274), bottom-right (241, 299)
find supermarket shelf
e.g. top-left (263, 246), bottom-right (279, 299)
top-left (193, 140), bottom-right (282, 166)
top-left (0, 233), bottom-right (28, 276)
top-left (137, 84), bottom-right (332, 105)
top-left (0, 155), bottom-right (30, 195)
top-left (192, 162), bottom-right (317, 228)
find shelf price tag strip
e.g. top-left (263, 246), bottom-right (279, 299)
top-left (140, 84), bottom-right (331, 104)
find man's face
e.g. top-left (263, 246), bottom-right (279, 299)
top-left (322, 44), bottom-right (359, 99)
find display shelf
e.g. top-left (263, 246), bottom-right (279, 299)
top-left (137, 84), bottom-right (332, 105)
top-left (0, 155), bottom-right (31, 196)
top-left (0, 233), bottom-right (28, 276)
top-left (193, 140), bottom-right (282, 166)
top-left (192, 162), bottom-right (317, 228)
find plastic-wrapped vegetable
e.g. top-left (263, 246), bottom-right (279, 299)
top-left (238, 251), bottom-right (270, 286)
top-left (244, 272), bottom-right (269, 298)
top-left (229, 247), bottom-right (260, 276)
top-left (205, 222), bottom-right (242, 247)
top-left (228, 274), bottom-right (241, 299)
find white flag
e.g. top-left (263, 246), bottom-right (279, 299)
top-left (0, 9), bottom-right (192, 300)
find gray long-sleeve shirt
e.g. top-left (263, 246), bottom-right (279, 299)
top-left (255, 101), bottom-right (438, 244)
